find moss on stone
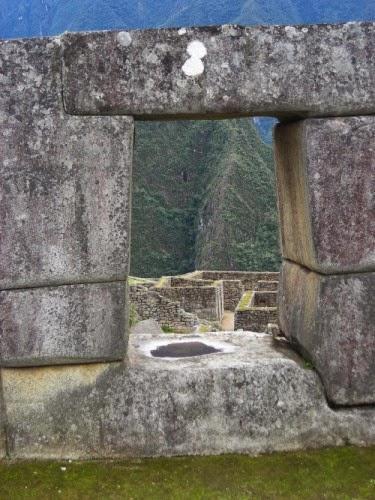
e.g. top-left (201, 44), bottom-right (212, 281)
top-left (236, 290), bottom-right (253, 311)
top-left (0, 447), bottom-right (374, 499)
top-left (128, 276), bottom-right (155, 286)
top-left (154, 276), bottom-right (170, 289)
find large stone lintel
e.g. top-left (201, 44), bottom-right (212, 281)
top-left (278, 260), bottom-right (375, 406)
top-left (275, 116), bottom-right (375, 274)
top-left (1, 333), bottom-right (374, 459)
top-left (0, 38), bottom-right (134, 289)
top-left (0, 282), bottom-right (127, 367)
top-left (61, 22), bottom-right (375, 118)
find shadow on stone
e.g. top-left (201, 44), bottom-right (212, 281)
top-left (151, 341), bottom-right (221, 358)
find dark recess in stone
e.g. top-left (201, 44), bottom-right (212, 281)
top-left (151, 341), bottom-right (221, 358)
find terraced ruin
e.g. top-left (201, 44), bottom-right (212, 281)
top-left (130, 270), bottom-right (279, 333)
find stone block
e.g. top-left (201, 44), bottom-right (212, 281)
top-left (130, 319), bottom-right (163, 335)
top-left (62, 22), bottom-right (375, 118)
top-left (275, 116), bottom-right (375, 274)
top-left (0, 38), bottom-right (134, 289)
top-left (278, 260), bottom-right (375, 405)
top-left (2, 333), bottom-right (375, 459)
top-left (0, 282), bottom-right (127, 367)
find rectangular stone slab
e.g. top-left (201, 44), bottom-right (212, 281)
top-left (0, 282), bottom-right (126, 367)
top-left (61, 22), bottom-right (375, 118)
top-left (1, 333), bottom-right (375, 459)
top-left (0, 38), bottom-right (134, 289)
top-left (275, 117), bottom-right (375, 274)
top-left (278, 260), bottom-right (375, 406)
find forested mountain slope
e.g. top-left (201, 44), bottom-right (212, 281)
top-left (131, 119), bottom-right (280, 277)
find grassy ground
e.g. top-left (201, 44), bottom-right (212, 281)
top-left (0, 447), bottom-right (374, 499)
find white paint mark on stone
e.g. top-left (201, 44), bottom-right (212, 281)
top-left (117, 31), bottom-right (132, 47)
top-left (182, 40), bottom-right (207, 76)
top-left (178, 28), bottom-right (187, 35)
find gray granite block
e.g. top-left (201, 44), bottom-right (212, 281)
top-left (275, 116), bottom-right (375, 274)
top-left (1, 333), bottom-right (374, 459)
top-left (0, 282), bottom-right (127, 367)
top-left (0, 37), bottom-right (134, 289)
top-left (62, 22), bottom-right (375, 118)
top-left (278, 260), bottom-right (375, 406)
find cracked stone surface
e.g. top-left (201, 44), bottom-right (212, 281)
top-left (62, 22), bottom-right (375, 118)
top-left (278, 260), bottom-right (375, 406)
top-left (1, 333), bottom-right (374, 459)
top-left (0, 282), bottom-right (127, 367)
top-left (275, 117), bottom-right (375, 274)
top-left (0, 38), bottom-right (134, 290)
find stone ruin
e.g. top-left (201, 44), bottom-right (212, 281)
top-left (129, 271), bottom-right (279, 332)
top-left (0, 22), bottom-right (374, 459)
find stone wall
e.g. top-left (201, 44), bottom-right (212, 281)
top-left (0, 37), bottom-right (133, 367)
top-left (1, 333), bottom-right (375, 459)
top-left (275, 117), bottom-right (375, 405)
top-left (173, 274), bottom-right (245, 310)
top-left (170, 277), bottom-right (214, 288)
top-left (155, 282), bottom-right (224, 321)
top-left (129, 285), bottom-right (198, 330)
top-left (235, 308), bottom-right (278, 332)
top-left (200, 271), bottom-right (279, 292)
top-left (180, 271), bottom-right (279, 311)
top-left (234, 291), bottom-right (278, 332)
top-left (221, 280), bottom-right (245, 310)
top-left (255, 280), bottom-right (279, 292)
top-left (253, 291), bottom-right (277, 307)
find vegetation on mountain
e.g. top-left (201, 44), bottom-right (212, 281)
top-left (131, 119), bottom-right (281, 277)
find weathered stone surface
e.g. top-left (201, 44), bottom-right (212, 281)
top-left (62, 22), bottom-right (375, 118)
top-left (0, 282), bottom-right (126, 367)
top-left (275, 117), bottom-right (375, 274)
top-left (130, 319), bottom-right (163, 335)
top-left (276, 117), bottom-right (375, 273)
top-left (278, 260), bottom-right (375, 405)
top-left (2, 333), bottom-right (375, 459)
top-left (0, 38), bottom-right (134, 289)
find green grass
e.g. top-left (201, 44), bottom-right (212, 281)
top-left (198, 324), bottom-right (212, 333)
top-left (161, 325), bottom-right (175, 333)
top-left (154, 276), bottom-right (170, 288)
top-left (236, 290), bottom-right (253, 311)
top-left (128, 276), bottom-right (156, 286)
top-left (0, 447), bottom-right (374, 499)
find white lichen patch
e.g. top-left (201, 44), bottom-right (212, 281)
top-left (182, 40), bottom-right (207, 76)
top-left (117, 31), bottom-right (132, 47)
top-left (187, 40), bottom-right (207, 58)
